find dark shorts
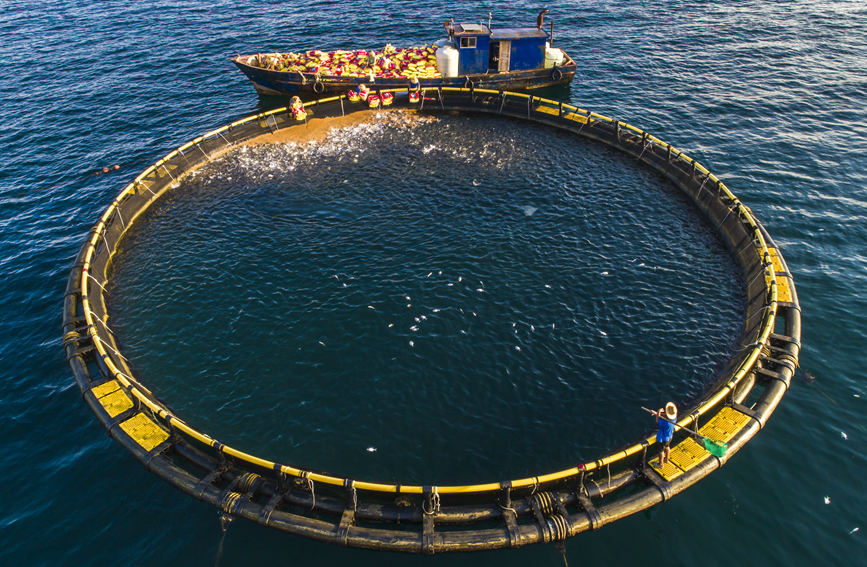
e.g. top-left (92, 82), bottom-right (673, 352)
top-left (660, 438), bottom-right (671, 448)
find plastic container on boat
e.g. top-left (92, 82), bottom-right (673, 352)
top-left (544, 43), bottom-right (565, 68)
top-left (436, 42), bottom-right (459, 78)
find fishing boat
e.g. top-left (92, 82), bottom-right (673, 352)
top-left (231, 10), bottom-right (577, 97)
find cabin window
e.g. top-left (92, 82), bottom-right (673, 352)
top-left (460, 37), bottom-right (477, 49)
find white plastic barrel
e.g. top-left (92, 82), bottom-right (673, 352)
top-left (544, 43), bottom-right (565, 68)
top-left (436, 43), bottom-right (459, 78)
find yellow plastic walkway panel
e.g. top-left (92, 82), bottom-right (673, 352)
top-left (649, 457), bottom-right (683, 481)
top-left (533, 105), bottom-right (589, 125)
top-left (119, 412), bottom-right (170, 452)
top-left (668, 438), bottom-right (708, 474)
top-left (534, 105), bottom-right (559, 116)
top-left (91, 379), bottom-right (120, 398)
top-left (768, 247), bottom-right (786, 273)
top-left (564, 111), bottom-right (588, 124)
top-left (776, 278), bottom-right (793, 303)
top-left (698, 406), bottom-right (750, 444)
top-left (92, 380), bottom-right (133, 418)
top-left (769, 248), bottom-right (793, 303)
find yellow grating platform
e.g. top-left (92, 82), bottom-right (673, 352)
top-left (535, 105), bottom-right (589, 124)
top-left (91, 380), bottom-right (133, 418)
top-left (564, 112), bottom-right (588, 124)
top-left (768, 248), bottom-right (786, 274)
top-left (91, 380), bottom-right (120, 399)
top-left (698, 406), bottom-right (750, 444)
top-left (99, 390), bottom-right (134, 417)
top-left (768, 248), bottom-right (794, 303)
top-left (534, 105), bottom-right (559, 116)
top-left (649, 457), bottom-right (684, 481)
top-left (775, 275), bottom-right (793, 303)
top-left (118, 412), bottom-right (169, 452)
top-left (651, 407), bottom-right (751, 481)
top-left (667, 438), bottom-right (708, 474)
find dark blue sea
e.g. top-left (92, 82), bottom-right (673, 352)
top-left (1, 1), bottom-right (865, 565)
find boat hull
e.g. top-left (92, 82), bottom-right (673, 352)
top-left (231, 56), bottom-right (577, 97)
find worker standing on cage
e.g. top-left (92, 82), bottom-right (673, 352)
top-left (655, 402), bottom-right (677, 466)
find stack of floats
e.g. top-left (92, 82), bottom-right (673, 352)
top-left (245, 45), bottom-right (443, 80)
top-left (63, 89), bottom-right (801, 553)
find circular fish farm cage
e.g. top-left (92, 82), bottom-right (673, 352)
top-left (63, 88), bottom-right (801, 553)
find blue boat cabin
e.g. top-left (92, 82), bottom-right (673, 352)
top-left (451, 23), bottom-right (547, 74)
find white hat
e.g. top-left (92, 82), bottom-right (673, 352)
top-left (665, 402), bottom-right (677, 421)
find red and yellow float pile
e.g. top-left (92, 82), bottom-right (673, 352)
top-left (289, 96), bottom-right (307, 121)
top-left (347, 85), bottom-right (395, 108)
top-left (249, 44), bottom-right (442, 80)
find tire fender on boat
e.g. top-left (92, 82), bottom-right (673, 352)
top-left (464, 76), bottom-right (474, 89)
top-left (552, 66), bottom-right (563, 81)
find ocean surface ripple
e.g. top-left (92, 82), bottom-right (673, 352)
top-left (108, 113), bottom-right (743, 483)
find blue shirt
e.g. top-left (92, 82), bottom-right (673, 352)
top-left (657, 417), bottom-right (675, 442)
